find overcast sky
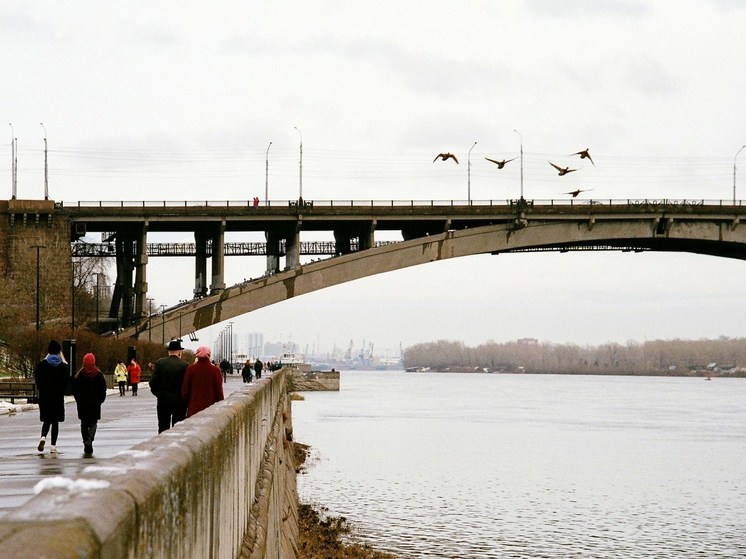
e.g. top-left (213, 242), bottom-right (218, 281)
top-left (3, 1), bottom-right (746, 356)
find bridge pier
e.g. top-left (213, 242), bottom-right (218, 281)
top-left (265, 230), bottom-right (281, 274)
top-left (134, 221), bottom-right (148, 322)
top-left (194, 229), bottom-right (209, 298)
top-left (285, 226), bottom-right (300, 269)
top-left (210, 221), bottom-right (226, 294)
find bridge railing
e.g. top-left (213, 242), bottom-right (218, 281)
top-left (59, 198), bottom-right (741, 209)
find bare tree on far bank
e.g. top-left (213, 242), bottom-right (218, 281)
top-left (402, 338), bottom-right (746, 377)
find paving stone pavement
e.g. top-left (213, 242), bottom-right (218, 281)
top-left (0, 374), bottom-right (249, 516)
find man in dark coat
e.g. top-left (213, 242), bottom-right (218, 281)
top-left (34, 339), bottom-right (69, 456)
top-left (72, 353), bottom-right (107, 455)
top-left (254, 358), bottom-right (263, 379)
top-left (150, 339), bottom-right (189, 433)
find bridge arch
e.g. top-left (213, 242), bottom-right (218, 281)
top-left (126, 217), bottom-right (746, 340)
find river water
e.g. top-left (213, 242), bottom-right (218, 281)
top-left (292, 371), bottom-right (746, 558)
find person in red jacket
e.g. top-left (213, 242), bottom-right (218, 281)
top-left (127, 358), bottom-right (142, 396)
top-left (182, 346), bottom-right (224, 417)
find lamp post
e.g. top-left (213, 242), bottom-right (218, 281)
top-left (32, 245), bottom-right (45, 330)
top-left (94, 273), bottom-right (105, 334)
top-left (467, 141), bottom-right (477, 203)
top-left (513, 129), bottom-right (524, 200)
top-left (160, 305), bottom-right (167, 345)
top-left (40, 123), bottom-right (48, 200)
top-left (9, 123), bottom-right (15, 200)
top-left (265, 141), bottom-right (272, 206)
top-left (734, 145), bottom-right (745, 205)
top-left (146, 297), bottom-right (155, 342)
top-left (294, 127), bottom-right (303, 202)
top-left (228, 321), bottom-right (234, 370)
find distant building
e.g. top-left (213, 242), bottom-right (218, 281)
top-left (517, 338), bottom-right (539, 346)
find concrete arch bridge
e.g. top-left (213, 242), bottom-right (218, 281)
top-left (70, 198), bottom-right (745, 341)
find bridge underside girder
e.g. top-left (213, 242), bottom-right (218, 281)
top-left (124, 217), bottom-right (746, 340)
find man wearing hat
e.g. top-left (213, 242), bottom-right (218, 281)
top-left (150, 339), bottom-right (189, 433)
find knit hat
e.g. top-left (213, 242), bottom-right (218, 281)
top-left (47, 340), bottom-right (61, 354)
top-left (83, 353), bottom-right (96, 368)
top-left (195, 346), bottom-right (211, 359)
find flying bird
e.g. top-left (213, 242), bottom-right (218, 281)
top-left (564, 188), bottom-right (593, 198)
top-left (571, 148), bottom-right (595, 166)
top-left (549, 161), bottom-right (578, 176)
top-left (433, 152), bottom-right (459, 164)
top-left (484, 156), bottom-right (516, 169)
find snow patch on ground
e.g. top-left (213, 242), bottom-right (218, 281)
top-left (33, 476), bottom-right (111, 494)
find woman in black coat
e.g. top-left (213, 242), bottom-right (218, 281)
top-left (34, 339), bottom-right (69, 456)
top-left (72, 352), bottom-right (107, 456)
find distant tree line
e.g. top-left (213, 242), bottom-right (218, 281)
top-left (402, 338), bottom-right (746, 376)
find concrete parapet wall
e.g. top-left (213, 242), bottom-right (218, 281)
top-left (0, 370), bottom-right (297, 559)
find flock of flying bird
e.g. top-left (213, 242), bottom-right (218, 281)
top-left (433, 148), bottom-right (595, 198)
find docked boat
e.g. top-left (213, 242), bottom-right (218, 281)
top-left (278, 352), bottom-right (312, 372)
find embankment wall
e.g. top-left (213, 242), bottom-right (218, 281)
top-left (0, 370), bottom-right (298, 559)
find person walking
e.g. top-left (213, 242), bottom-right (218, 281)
top-left (150, 339), bottom-right (189, 433)
top-left (34, 339), bottom-right (69, 456)
top-left (182, 346), bottom-right (224, 418)
top-left (254, 357), bottom-right (263, 379)
top-left (114, 360), bottom-right (128, 396)
top-left (72, 353), bottom-right (107, 456)
top-left (241, 359), bottom-right (253, 383)
top-left (127, 358), bottom-right (142, 396)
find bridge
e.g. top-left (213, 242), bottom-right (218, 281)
top-left (52, 197), bottom-right (746, 341)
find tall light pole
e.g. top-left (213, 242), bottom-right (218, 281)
top-left (160, 304), bottom-right (167, 345)
top-left (734, 145), bottom-right (745, 205)
top-left (9, 123), bottom-right (16, 200)
top-left (467, 141), bottom-right (477, 203)
top-left (513, 129), bottom-right (524, 200)
top-left (32, 245), bottom-right (45, 331)
top-left (265, 141), bottom-right (272, 206)
top-left (40, 123), bottom-right (48, 200)
top-left (146, 297), bottom-right (155, 342)
top-left (294, 126), bottom-right (303, 202)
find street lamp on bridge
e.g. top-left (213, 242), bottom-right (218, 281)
top-left (734, 145), bottom-right (745, 205)
top-left (40, 123), bottom-right (48, 200)
top-left (265, 141), bottom-right (272, 206)
top-left (467, 141), bottom-right (477, 203)
top-left (513, 129), bottom-right (524, 200)
top-left (294, 127), bottom-right (303, 202)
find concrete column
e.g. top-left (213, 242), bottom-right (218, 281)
top-left (120, 234), bottom-right (135, 327)
top-left (334, 229), bottom-right (352, 255)
top-left (285, 226), bottom-right (300, 270)
top-left (265, 230), bottom-right (281, 274)
top-left (359, 220), bottom-right (376, 250)
top-left (194, 229), bottom-right (208, 298)
top-left (134, 221), bottom-right (149, 322)
top-left (210, 221), bottom-right (226, 294)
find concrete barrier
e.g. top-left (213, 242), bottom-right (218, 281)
top-left (0, 369), bottom-right (297, 558)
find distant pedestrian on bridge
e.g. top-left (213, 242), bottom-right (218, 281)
top-left (150, 339), bottom-right (189, 433)
top-left (73, 353), bottom-right (107, 456)
top-left (34, 339), bottom-right (69, 456)
top-left (182, 346), bottom-right (224, 418)
top-left (254, 358), bottom-right (263, 379)
top-left (127, 358), bottom-right (142, 396)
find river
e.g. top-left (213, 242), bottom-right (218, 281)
top-left (292, 371), bottom-right (746, 558)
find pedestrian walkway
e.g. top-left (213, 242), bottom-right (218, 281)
top-left (0, 374), bottom-right (249, 516)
